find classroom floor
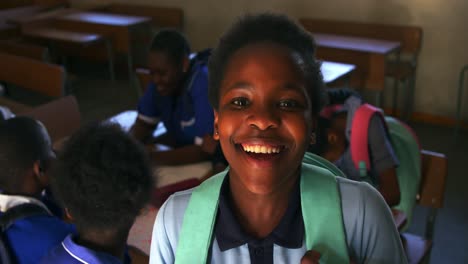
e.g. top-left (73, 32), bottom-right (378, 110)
top-left (9, 60), bottom-right (468, 263)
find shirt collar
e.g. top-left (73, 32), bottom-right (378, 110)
top-left (62, 234), bottom-right (131, 264)
top-left (0, 193), bottom-right (51, 214)
top-left (214, 175), bottom-right (304, 251)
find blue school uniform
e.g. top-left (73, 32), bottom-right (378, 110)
top-left (40, 234), bottom-right (131, 264)
top-left (0, 194), bottom-right (75, 264)
top-left (137, 63), bottom-right (213, 147)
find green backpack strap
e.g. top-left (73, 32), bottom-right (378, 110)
top-left (176, 161), bottom-right (348, 263)
top-left (303, 152), bottom-right (346, 178)
top-left (300, 163), bottom-right (349, 263)
top-left (175, 171), bottom-right (227, 264)
top-left (385, 117), bottom-right (421, 231)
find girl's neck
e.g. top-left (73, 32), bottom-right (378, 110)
top-left (228, 170), bottom-right (299, 239)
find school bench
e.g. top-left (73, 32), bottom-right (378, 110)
top-left (0, 39), bottom-right (49, 61)
top-left (299, 18), bottom-right (422, 115)
top-left (22, 27), bottom-right (115, 80)
top-left (0, 51), bottom-right (66, 99)
top-left (402, 150), bottom-right (448, 264)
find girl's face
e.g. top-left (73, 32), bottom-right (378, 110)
top-left (214, 42), bottom-right (314, 195)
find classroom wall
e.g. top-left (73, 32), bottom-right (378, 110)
top-left (72, 0), bottom-right (468, 119)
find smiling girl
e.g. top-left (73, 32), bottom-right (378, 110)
top-left (150, 14), bottom-right (406, 264)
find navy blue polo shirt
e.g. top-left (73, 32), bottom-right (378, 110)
top-left (137, 63), bottom-right (214, 147)
top-left (40, 234), bottom-right (131, 264)
top-left (215, 176), bottom-right (303, 264)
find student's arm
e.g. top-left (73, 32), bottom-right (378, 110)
top-left (130, 117), bottom-right (158, 143)
top-left (130, 83), bottom-right (161, 144)
top-left (368, 115), bottom-right (400, 207)
top-left (149, 144), bottom-right (211, 166)
top-left (340, 179), bottom-right (407, 264)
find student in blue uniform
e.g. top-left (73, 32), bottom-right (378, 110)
top-left (150, 14), bottom-right (407, 263)
top-left (41, 123), bottom-right (153, 264)
top-left (0, 117), bottom-right (74, 264)
top-left (130, 29), bottom-right (215, 166)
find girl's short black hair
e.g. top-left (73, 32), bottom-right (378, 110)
top-left (150, 29), bottom-right (191, 65)
top-left (51, 122), bottom-right (153, 231)
top-left (208, 13), bottom-right (325, 115)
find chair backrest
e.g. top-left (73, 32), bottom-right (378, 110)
top-left (0, 40), bottom-right (49, 61)
top-left (0, 52), bottom-right (65, 97)
top-left (105, 3), bottom-right (183, 29)
top-left (135, 67), bottom-right (151, 94)
top-left (19, 95), bottom-right (80, 143)
top-left (417, 150), bottom-right (448, 209)
top-left (299, 18), bottom-right (423, 56)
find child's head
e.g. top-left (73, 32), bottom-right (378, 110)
top-left (0, 117), bottom-right (54, 195)
top-left (149, 29), bottom-right (191, 96)
top-left (208, 14), bottom-right (325, 193)
top-left (51, 122), bottom-right (153, 234)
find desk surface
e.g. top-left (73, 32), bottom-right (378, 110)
top-left (24, 28), bottom-right (103, 44)
top-left (321, 61), bottom-right (355, 84)
top-left (0, 5), bottom-right (51, 21)
top-left (313, 33), bottom-right (400, 54)
top-left (58, 11), bottom-right (151, 27)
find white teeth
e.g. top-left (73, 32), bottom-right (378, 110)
top-left (242, 145), bottom-right (281, 154)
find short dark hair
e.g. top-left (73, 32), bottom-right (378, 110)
top-left (150, 29), bottom-right (191, 65)
top-left (208, 13), bottom-right (325, 115)
top-left (0, 117), bottom-right (52, 191)
top-left (51, 122), bottom-right (153, 231)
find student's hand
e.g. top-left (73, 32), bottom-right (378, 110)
top-left (201, 134), bottom-right (218, 154)
top-left (301, 250), bottom-right (321, 264)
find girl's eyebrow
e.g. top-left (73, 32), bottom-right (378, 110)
top-left (226, 81), bottom-right (253, 91)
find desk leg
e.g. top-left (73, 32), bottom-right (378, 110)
top-left (105, 40), bottom-right (115, 81)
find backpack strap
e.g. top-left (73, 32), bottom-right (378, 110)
top-left (175, 160), bottom-right (349, 263)
top-left (0, 203), bottom-right (50, 231)
top-left (350, 103), bottom-right (387, 176)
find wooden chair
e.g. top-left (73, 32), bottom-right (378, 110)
top-left (19, 95), bottom-right (80, 144)
top-left (0, 51), bottom-right (66, 98)
top-left (0, 39), bottom-right (49, 61)
top-left (299, 18), bottom-right (423, 117)
top-left (402, 149), bottom-right (448, 264)
top-left (0, 96), bottom-right (32, 113)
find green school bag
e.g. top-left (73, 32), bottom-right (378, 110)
top-left (175, 153), bottom-right (349, 263)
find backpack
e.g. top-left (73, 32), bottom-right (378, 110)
top-left (0, 203), bottom-right (49, 264)
top-left (175, 154), bottom-right (350, 263)
top-left (331, 102), bottom-right (421, 231)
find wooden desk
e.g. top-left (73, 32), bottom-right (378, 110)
top-left (54, 12), bottom-right (152, 80)
top-left (23, 27), bottom-right (115, 80)
top-left (321, 61), bottom-right (355, 84)
top-left (312, 33), bottom-right (400, 99)
top-left (0, 5), bottom-right (53, 22)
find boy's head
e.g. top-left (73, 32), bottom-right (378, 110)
top-left (149, 29), bottom-right (191, 96)
top-left (51, 122), bottom-right (153, 233)
top-left (208, 13), bottom-right (325, 116)
top-left (0, 117), bottom-right (54, 195)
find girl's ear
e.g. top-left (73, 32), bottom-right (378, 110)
top-left (64, 208), bottom-right (74, 222)
top-left (213, 110), bottom-right (219, 140)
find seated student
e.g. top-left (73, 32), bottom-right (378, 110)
top-left (41, 122), bottom-right (154, 264)
top-left (312, 88), bottom-right (400, 206)
top-left (130, 29), bottom-right (215, 166)
top-left (0, 117), bottom-right (74, 264)
top-left (150, 14), bottom-right (407, 263)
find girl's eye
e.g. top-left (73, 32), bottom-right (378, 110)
top-left (278, 100), bottom-right (302, 109)
top-left (231, 97), bottom-right (250, 107)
